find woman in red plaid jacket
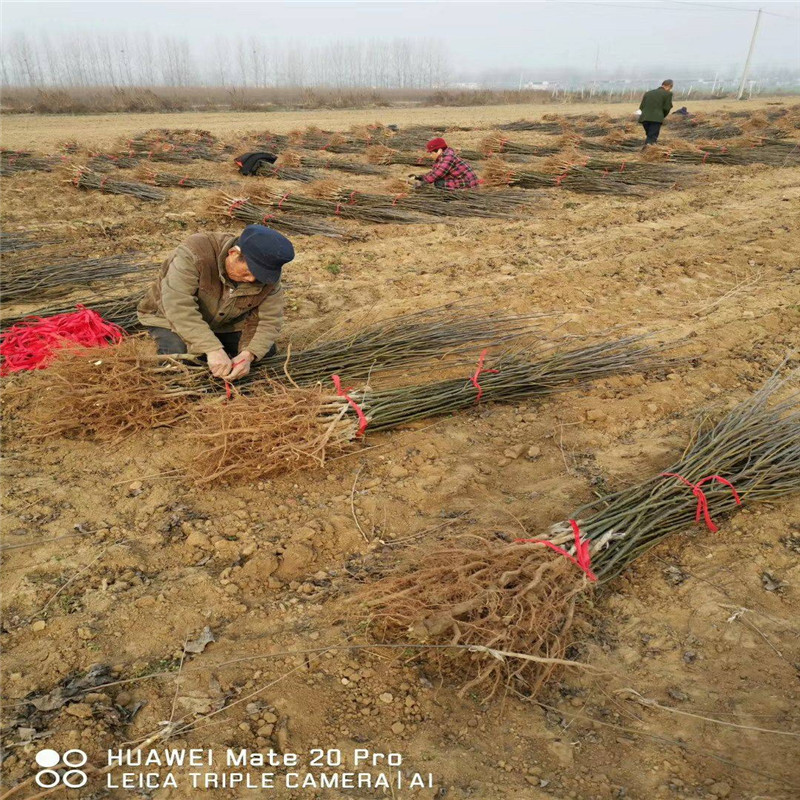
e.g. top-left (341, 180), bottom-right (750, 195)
top-left (416, 137), bottom-right (480, 190)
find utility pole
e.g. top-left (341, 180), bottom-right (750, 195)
top-left (737, 8), bottom-right (762, 100)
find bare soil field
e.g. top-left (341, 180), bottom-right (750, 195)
top-left (1, 100), bottom-right (799, 800)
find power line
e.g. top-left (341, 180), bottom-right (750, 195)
top-left (563, 0), bottom-right (796, 18)
top-left (665, 1), bottom-right (796, 20)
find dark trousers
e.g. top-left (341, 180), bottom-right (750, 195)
top-left (641, 121), bottom-right (662, 145)
top-left (145, 327), bottom-right (277, 359)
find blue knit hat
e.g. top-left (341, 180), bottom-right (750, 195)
top-left (238, 225), bottom-right (294, 284)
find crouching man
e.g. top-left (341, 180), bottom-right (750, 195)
top-left (137, 224), bottom-right (294, 381)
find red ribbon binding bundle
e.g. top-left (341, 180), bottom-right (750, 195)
top-left (0, 305), bottom-right (124, 376)
top-left (660, 473), bottom-right (741, 532)
top-left (470, 348), bottom-right (499, 403)
top-left (330, 374), bottom-right (369, 437)
top-left (515, 520), bottom-right (597, 582)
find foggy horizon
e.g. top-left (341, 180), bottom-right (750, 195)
top-left (1, 1), bottom-right (798, 88)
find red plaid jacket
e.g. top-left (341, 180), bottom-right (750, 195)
top-left (422, 148), bottom-right (480, 190)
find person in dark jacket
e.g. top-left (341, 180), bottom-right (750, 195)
top-left (137, 225), bottom-right (294, 381)
top-left (638, 80), bottom-right (674, 146)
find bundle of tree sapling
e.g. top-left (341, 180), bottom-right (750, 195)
top-left (356, 369), bottom-right (800, 696)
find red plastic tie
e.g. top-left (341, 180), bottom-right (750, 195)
top-left (178, 177), bottom-right (187, 186)
top-left (469, 348), bottom-right (499, 403)
top-left (278, 193), bottom-right (290, 209)
top-left (514, 520), bottom-right (597, 582)
top-left (348, 191), bottom-right (358, 204)
top-left (0, 305), bottom-right (124, 376)
top-left (392, 193), bottom-right (407, 206)
top-left (702, 152), bottom-right (710, 164)
top-left (227, 199), bottom-right (246, 215)
top-left (660, 473), bottom-right (741, 533)
top-left (331, 374), bottom-right (368, 437)
top-left (262, 214), bottom-right (274, 224)
top-left (224, 381), bottom-right (233, 400)
top-left (334, 203), bottom-right (342, 216)
top-left (554, 172), bottom-right (568, 187)
top-left (619, 161), bottom-right (626, 172)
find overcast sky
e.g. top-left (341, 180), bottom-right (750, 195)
top-left (2, 1), bottom-right (799, 74)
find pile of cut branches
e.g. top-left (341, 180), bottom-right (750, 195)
top-left (3, 255), bottom-right (148, 302)
top-left (252, 188), bottom-right (428, 225)
top-left (125, 129), bottom-right (226, 162)
top-left (70, 167), bottom-right (167, 202)
top-left (7, 306), bottom-right (546, 438)
top-left (366, 145), bottom-right (435, 167)
top-left (244, 131), bottom-right (291, 151)
top-left (254, 163), bottom-right (324, 183)
top-left (498, 119), bottom-right (564, 133)
top-left (87, 153), bottom-right (142, 172)
top-left (542, 156), bottom-right (693, 188)
top-left (643, 142), bottom-right (799, 167)
top-left (283, 150), bottom-right (384, 175)
top-left (218, 194), bottom-right (360, 239)
top-left (0, 233), bottom-right (61, 253)
top-left (356, 368), bottom-right (800, 696)
top-left (138, 167), bottom-right (221, 189)
top-left (483, 158), bottom-right (643, 195)
top-left (480, 134), bottom-right (560, 157)
top-left (187, 334), bottom-right (670, 483)
top-left (300, 181), bottom-right (528, 221)
top-left (1, 150), bottom-right (63, 176)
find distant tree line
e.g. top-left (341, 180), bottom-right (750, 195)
top-left (0, 32), bottom-right (450, 89)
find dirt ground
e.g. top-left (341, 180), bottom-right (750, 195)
top-left (0, 98), bottom-right (774, 152)
top-left (1, 99), bottom-right (800, 800)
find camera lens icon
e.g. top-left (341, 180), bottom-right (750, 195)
top-left (63, 750), bottom-right (88, 767)
top-left (34, 749), bottom-right (88, 789)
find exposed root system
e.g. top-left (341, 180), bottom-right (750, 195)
top-left (353, 538), bottom-right (586, 698)
top-left (4, 337), bottom-right (191, 440)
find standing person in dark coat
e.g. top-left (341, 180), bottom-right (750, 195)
top-left (638, 79), bottom-right (674, 146)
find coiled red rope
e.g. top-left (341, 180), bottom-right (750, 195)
top-left (0, 305), bottom-right (124, 376)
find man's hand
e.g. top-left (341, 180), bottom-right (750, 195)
top-left (227, 350), bottom-right (255, 381)
top-left (206, 348), bottom-right (233, 379)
